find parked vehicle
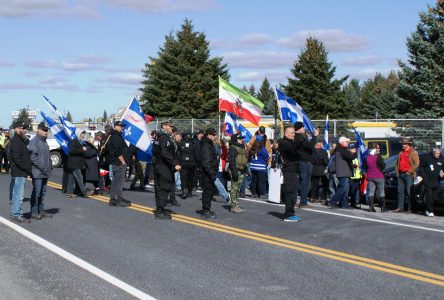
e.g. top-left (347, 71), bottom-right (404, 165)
top-left (383, 151), bottom-right (444, 210)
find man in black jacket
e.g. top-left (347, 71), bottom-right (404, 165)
top-left (419, 147), bottom-right (444, 217)
top-left (108, 121), bottom-right (131, 207)
top-left (294, 121), bottom-right (320, 208)
top-left (153, 120), bottom-right (181, 219)
top-left (278, 125), bottom-right (303, 222)
top-left (200, 128), bottom-right (219, 219)
top-left (311, 142), bottom-right (329, 203)
top-left (9, 121), bottom-right (32, 223)
top-left (66, 129), bottom-right (91, 198)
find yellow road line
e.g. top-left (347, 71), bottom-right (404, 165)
top-left (46, 180), bottom-right (444, 287)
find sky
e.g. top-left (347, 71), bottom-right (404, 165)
top-left (0, 0), bottom-right (433, 127)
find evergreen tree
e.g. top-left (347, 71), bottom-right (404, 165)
top-left (103, 110), bottom-right (108, 123)
top-left (66, 111), bottom-right (73, 122)
top-left (257, 77), bottom-right (275, 115)
top-left (286, 37), bottom-right (348, 119)
top-left (140, 19), bottom-right (229, 118)
top-left (395, 0), bottom-right (444, 118)
top-left (342, 79), bottom-right (363, 118)
top-left (12, 108), bottom-right (31, 129)
top-left (248, 84), bottom-right (256, 97)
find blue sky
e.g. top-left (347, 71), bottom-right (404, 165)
top-left (0, 0), bottom-right (433, 127)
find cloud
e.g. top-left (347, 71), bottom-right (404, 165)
top-left (235, 70), bottom-right (290, 83)
top-left (0, 59), bottom-right (15, 67)
top-left (104, 0), bottom-right (220, 14)
top-left (104, 72), bottom-right (144, 85)
top-left (346, 67), bottom-right (399, 80)
top-left (222, 51), bottom-right (295, 69)
top-left (0, 0), bottom-right (99, 18)
top-left (341, 55), bottom-right (398, 67)
top-left (210, 33), bottom-right (273, 50)
top-left (26, 56), bottom-right (111, 72)
top-left (277, 29), bottom-right (370, 52)
top-left (0, 82), bottom-right (38, 91)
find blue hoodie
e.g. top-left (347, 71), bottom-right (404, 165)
top-left (250, 146), bottom-right (269, 172)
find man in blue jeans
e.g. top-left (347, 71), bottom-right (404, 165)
top-left (9, 121), bottom-right (32, 223)
top-left (28, 122), bottom-right (53, 220)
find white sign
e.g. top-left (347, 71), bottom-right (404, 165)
top-left (12, 110), bottom-right (37, 120)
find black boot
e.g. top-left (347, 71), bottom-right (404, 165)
top-left (180, 188), bottom-right (187, 199)
top-left (380, 197), bottom-right (387, 212)
top-left (187, 189), bottom-right (193, 197)
top-left (368, 197), bottom-right (376, 212)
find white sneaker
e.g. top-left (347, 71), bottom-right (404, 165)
top-left (425, 211), bottom-right (435, 217)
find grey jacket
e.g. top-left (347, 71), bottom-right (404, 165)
top-left (28, 134), bottom-right (52, 179)
top-left (334, 146), bottom-right (354, 178)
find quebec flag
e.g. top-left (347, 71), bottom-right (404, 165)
top-left (223, 112), bottom-right (252, 143)
top-left (40, 111), bottom-right (70, 155)
top-left (353, 128), bottom-right (368, 170)
top-left (274, 88), bottom-right (316, 134)
top-left (121, 97), bottom-right (152, 161)
top-left (43, 95), bottom-right (77, 140)
top-left (323, 114), bottom-right (330, 150)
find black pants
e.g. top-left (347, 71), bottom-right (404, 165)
top-left (131, 161), bottom-right (144, 188)
top-left (194, 166), bottom-right (202, 188)
top-left (282, 171), bottom-right (300, 218)
top-left (201, 173), bottom-right (215, 211)
top-left (110, 164), bottom-right (126, 200)
top-left (311, 175), bottom-right (329, 200)
top-left (180, 166), bottom-right (195, 191)
top-left (424, 185), bottom-right (439, 213)
top-left (250, 170), bottom-right (267, 196)
top-left (154, 164), bottom-right (173, 210)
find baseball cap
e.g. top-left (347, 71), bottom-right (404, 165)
top-left (204, 127), bottom-right (217, 136)
top-left (114, 120), bottom-right (126, 127)
top-left (37, 122), bottom-right (49, 132)
top-left (338, 136), bottom-right (351, 144)
top-left (12, 120), bottom-right (27, 129)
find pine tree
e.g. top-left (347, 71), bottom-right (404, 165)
top-left (140, 19), bottom-right (229, 119)
top-left (342, 79), bottom-right (363, 118)
top-left (257, 77), bottom-right (275, 115)
top-left (248, 84), bottom-right (256, 97)
top-left (286, 37), bottom-right (348, 119)
top-left (12, 108), bottom-right (31, 129)
top-left (395, 0), bottom-right (444, 118)
top-left (66, 111), bottom-right (73, 122)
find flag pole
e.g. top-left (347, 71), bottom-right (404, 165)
top-left (273, 86), bottom-right (284, 139)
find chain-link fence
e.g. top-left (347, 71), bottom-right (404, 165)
top-left (142, 118), bottom-right (444, 151)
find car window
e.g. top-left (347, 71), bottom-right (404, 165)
top-left (384, 155), bottom-right (398, 171)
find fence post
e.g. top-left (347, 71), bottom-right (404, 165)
top-left (191, 118), bottom-right (194, 133)
top-left (333, 119), bottom-right (337, 137)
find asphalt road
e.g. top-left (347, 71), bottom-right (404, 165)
top-left (1, 169), bottom-right (444, 299)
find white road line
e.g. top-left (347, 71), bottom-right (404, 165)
top-left (239, 198), bottom-right (444, 234)
top-left (0, 216), bottom-right (156, 300)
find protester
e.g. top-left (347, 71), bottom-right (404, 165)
top-left (83, 136), bottom-right (101, 194)
top-left (248, 126), bottom-right (272, 165)
top-left (278, 125), bottom-right (303, 222)
top-left (295, 121), bottom-right (320, 208)
top-left (28, 122), bottom-right (53, 220)
top-left (362, 143), bottom-right (386, 212)
top-left (179, 133), bottom-right (196, 199)
top-left (328, 137), bottom-right (356, 209)
top-left (418, 147), bottom-right (444, 217)
top-left (212, 135), bottom-right (230, 203)
top-left (152, 120), bottom-right (181, 219)
top-left (143, 130), bottom-right (157, 187)
top-left (200, 128), bottom-right (219, 219)
top-left (349, 145), bottom-right (362, 208)
top-left (108, 121), bottom-right (131, 207)
top-left (9, 121), bottom-right (32, 223)
top-left (0, 130), bottom-right (11, 173)
top-left (128, 145), bottom-right (145, 191)
top-left (310, 141), bottom-right (329, 203)
top-left (66, 129), bottom-right (91, 198)
top-left (249, 138), bottom-right (269, 199)
top-left (393, 137), bottom-right (419, 213)
top-left (193, 129), bottom-right (204, 190)
top-left (229, 133), bottom-right (249, 213)
top-left (96, 131), bottom-right (110, 192)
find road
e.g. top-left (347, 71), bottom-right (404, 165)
top-left (0, 168), bottom-right (443, 299)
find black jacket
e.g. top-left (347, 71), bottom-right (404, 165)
top-left (278, 135), bottom-right (303, 172)
top-left (179, 139), bottom-right (196, 167)
top-left (108, 129), bottom-right (129, 166)
top-left (193, 138), bottom-right (202, 165)
top-left (152, 132), bottom-right (178, 169)
top-left (312, 148), bottom-right (329, 176)
top-left (298, 134), bottom-right (317, 162)
top-left (67, 139), bottom-right (86, 170)
top-left (10, 133), bottom-right (32, 177)
top-left (200, 136), bottom-right (218, 181)
top-left (419, 153), bottom-right (444, 188)
top-left (84, 142), bottom-right (100, 182)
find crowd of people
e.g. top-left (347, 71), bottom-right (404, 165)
top-left (3, 118), bottom-right (444, 224)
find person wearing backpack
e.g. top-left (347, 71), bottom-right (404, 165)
top-left (228, 133), bottom-right (249, 213)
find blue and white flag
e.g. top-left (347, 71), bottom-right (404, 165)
top-left (223, 112), bottom-right (252, 142)
top-left (323, 114), bottom-right (330, 150)
top-left (353, 128), bottom-right (368, 170)
top-left (121, 97), bottom-right (152, 161)
top-left (42, 95), bottom-right (77, 140)
top-left (40, 111), bottom-right (70, 155)
top-left (274, 88), bottom-right (316, 134)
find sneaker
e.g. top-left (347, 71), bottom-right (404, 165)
top-left (231, 206), bottom-right (245, 213)
top-left (109, 199), bottom-right (131, 207)
top-left (425, 211), bottom-right (435, 217)
top-left (10, 216), bottom-right (31, 224)
top-left (66, 193), bottom-right (77, 198)
top-left (154, 210), bottom-right (172, 220)
top-left (284, 215), bottom-right (301, 222)
top-left (202, 210), bottom-right (217, 219)
top-left (31, 214), bottom-right (42, 220)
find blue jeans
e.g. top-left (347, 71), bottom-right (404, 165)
top-left (240, 173), bottom-right (251, 194)
top-left (330, 177), bottom-right (350, 208)
top-left (9, 177), bottom-right (15, 202)
top-left (31, 178), bottom-right (48, 214)
top-left (215, 177), bottom-right (229, 202)
top-left (11, 177), bottom-right (27, 218)
top-left (299, 161), bottom-right (313, 205)
top-left (397, 172), bottom-right (413, 210)
top-left (175, 171), bottom-right (181, 190)
top-left (67, 169), bottom-right (87, 195)
top-left (250, 170), bottom-right (267, 196)
top-left (143, 163), bottom-right (152, 185)
top-left (349, 180), bottom-right (361, 205)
